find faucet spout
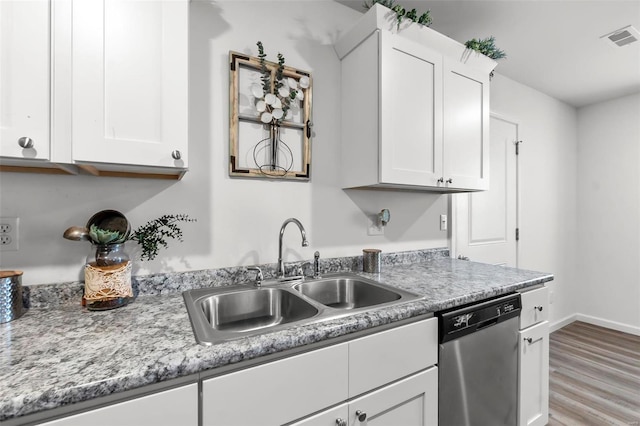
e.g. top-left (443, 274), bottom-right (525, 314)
top-left (278, 218), bottom-right (308, 279)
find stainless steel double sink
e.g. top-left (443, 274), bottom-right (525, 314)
top-left (183, 273), bottom-right (420, 345)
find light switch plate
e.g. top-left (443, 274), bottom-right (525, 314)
top-left (367, 217), bottom-right (384, 236)
top-left (440, 214), bottom-right (448, 231)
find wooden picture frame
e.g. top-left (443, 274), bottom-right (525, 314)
top-left (229, 51), bottom-right (312, 180)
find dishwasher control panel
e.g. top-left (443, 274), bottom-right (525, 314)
top-left (437, 293), bottom-right (521, 343)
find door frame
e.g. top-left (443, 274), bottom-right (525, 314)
top-left (450, 111), bottom-right (522, 266)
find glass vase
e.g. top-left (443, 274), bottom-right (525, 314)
top-left (84, 243), bottom-right (133, 311)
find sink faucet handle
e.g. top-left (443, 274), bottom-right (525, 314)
top-left (313, 251), bottom-right (321, 279)
top-left (247, 266), bottom-right (264, 287)
top-left (296, 261), bottom-right (312, 277)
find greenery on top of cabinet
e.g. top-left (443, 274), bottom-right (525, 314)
top-left (464, 36), bottom-right (507, 60)
top-left (363, 0), bottom-right (432, 29)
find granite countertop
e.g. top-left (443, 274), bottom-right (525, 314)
top-left (0, 256), bottom-right (553, 422)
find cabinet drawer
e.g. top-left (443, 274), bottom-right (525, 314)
top-left (39, 383), bottom-right (198, 426)
top-left (519, 286), bottom-right (549, 329)
top-left (202, 343), bottom-right (348, 426)
top-left (349, 318), bottom-right (437, 397)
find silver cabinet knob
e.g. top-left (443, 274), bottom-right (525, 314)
top-left (524, 337), bottom-right (533, 344)
top-left (437, 177), bottom-right (444, 183)
top-left (355, 410), bottom-right (367, 422)
top-left (535, 306), bottom-right (544, 312)
top-left (446, 178), bottom-right (453, 184)
top-left (171, 150), bottom-right (182, 160)
top-left (18, 137), bottom-right (34, 149)
top-left (335, 419), bottom-right (346, 426)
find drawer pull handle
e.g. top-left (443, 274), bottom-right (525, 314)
top-left (171, 150), bottom-right (182, 160)
top-left (535, 306), bottom-right (544, 311)
top-left (355, 410), bottom-right (367, 422)
top-left (524, 337), bottom-right (533, 344)
top-left (336, 419), bottom-right (346, 426)
top-left (18, 137), bottom-right (34, 149)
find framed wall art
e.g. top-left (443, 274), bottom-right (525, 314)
top-left (229, 46), bottom-right (313, 180)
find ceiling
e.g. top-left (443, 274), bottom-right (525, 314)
top-left (336, 0), bottom-right (640, 107)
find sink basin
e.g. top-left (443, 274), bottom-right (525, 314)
top-left (183, 286), bottom-right (319, 345)
top-left (183, 273), bottom-right (421, 345)
top-left (200, 288), bottom-right (318, 332)
top-left (294, 277), bottom-right (401, 309)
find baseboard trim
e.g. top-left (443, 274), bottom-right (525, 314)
top-left (550, 313), bottom-right (640, 336)
top-left (575, 314), bottom-right (640, 336)
top-left (549, 314), bottom-right (577, 333)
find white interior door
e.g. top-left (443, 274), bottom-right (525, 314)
top-left (454, 114), bottom-right (519, 266)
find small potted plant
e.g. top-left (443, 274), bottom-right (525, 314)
top-left (65, 212), bottom-right (195, 310)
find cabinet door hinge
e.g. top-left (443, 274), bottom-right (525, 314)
top-left (516, 228), bottom-right (520, 241)
top-left (515, 140), bottom-right (523, 155)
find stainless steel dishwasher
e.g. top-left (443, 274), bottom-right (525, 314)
top-left (437, 293), bottom-right (521, 426)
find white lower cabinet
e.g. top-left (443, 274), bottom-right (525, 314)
top-left (202, 343), bottom-right (349, 426)
top-left (294, 368), bottom-right (437, 426)
top-left (203, 318), bottom-right (438, 426)
top-left (518, 321), bottom-right (550, 426)
top-left (517, 286), bottom-right (550, 426)
top-left (38, 383), bottom-right (198, 426)
top-left (348, 367), bottom-right (437, 426)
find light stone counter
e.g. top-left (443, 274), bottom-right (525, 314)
top-left (0, 250), bottom-right (552, 423)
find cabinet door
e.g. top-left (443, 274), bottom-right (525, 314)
top-left (379, 32), bottom-right (443, 187)
top-left (348, 367), bottom-right (437, 426)
top-left (443, 59), bottom-right (490, 191)
top-left (38, 383), bottom-right (198, 426)
top-left (71, 0), bottom-right (188, 169)
top-left (519, 321), bottom-right (549, 426)
top-left (0, 0), bottom-right (50, 160)
top-left (202, 343), bottom-right (349, 426)
top-left (291, 403), bottom-right (349, 426)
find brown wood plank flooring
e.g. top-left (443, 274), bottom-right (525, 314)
top-left (548, 321), bottom-right (640, 426)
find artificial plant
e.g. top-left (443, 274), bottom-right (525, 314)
top-left (464, 36), bottom-right (507, 60)
top-left (128, 214), bottom-right (196, 261)
top-left (363, 0), bottom-right (432, 29)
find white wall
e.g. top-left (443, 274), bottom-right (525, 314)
top-left (0, 1), bottom-right (449, 286)
top-left (576, 93), bottom-right (640, 333)
top-left (490, 73), bottom-right (579, 327)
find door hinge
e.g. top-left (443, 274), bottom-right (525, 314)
top-left (516, 228), bottom-right (520, 241)
top-left (515, 140), bottom-right (523, 155)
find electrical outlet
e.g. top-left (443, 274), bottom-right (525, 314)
top-left (367, 217), bottom-right (384, 236)
top-left (0, 217), bottom-right (19, 251)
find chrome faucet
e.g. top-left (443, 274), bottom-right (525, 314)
top-left (277, 218), bottom-right (309, 279)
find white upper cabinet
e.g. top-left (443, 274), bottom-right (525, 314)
top-left (0, 1), bottom-right (52, 163)
top-left (1, 0), bottom-right (188, 179)
top-left (335, 4), bottom-right (495, 192)
top-left (70, 0), bottom-right (188, 175)
top-left (443, 59), bottom-right (490, 190)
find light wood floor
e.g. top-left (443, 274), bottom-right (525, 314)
top-left (548, 321), bottom-right (640, 425)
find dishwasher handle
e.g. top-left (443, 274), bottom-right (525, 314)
top-left (476, 317), bottom-right (499, 331)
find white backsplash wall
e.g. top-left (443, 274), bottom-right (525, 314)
top-left (0, 1), bottom-right (449, 286)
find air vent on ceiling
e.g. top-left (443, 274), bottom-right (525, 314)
top-left (601, 25), bottom-right (640, 47)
